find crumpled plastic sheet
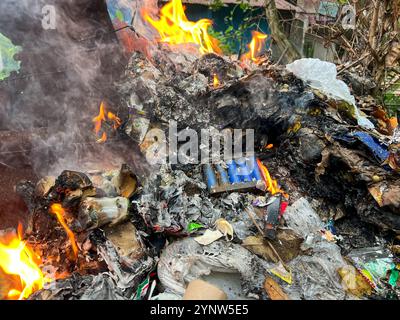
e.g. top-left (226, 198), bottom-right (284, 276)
top-left (286, 58), bottom-right (374, 130)
top-left (284, 197), bottom-right (325, 238)
top-left (282, 197), bottom-right (348, 300)
top-left (157, 237), bottom-right (272, 299)
top-left (286, 236), bottom-right (348, 300)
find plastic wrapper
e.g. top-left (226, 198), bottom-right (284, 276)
top-left (281, 198), bottom-right (349, 299)
top-left (348, 246), bottom-right (395, 290)
top-left (285, 236), bottom-right (348, 300)
top-left (284, 197), bottom-right (324, 238)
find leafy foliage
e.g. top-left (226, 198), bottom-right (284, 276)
top-left (384, 85), bottom-right (400, 117)
top-left (208, 0), bottom-right (265, 56)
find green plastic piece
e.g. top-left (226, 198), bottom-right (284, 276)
top-left (389, 269), bottom-right (399, 288)
top-left (187, 222), bottom-right (204, 233)
top-left (134, 276), bottom-right (150, 300)
top-left (364, 259), bottom-right (394, 281)
top-left (0, 32), bottom-right (22, 81)
top-left (115, 9), bottom-right (124, 22)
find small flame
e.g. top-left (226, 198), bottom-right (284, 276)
top-left (92, 101), bottom-right (121, 144)
top-left (93, 101), bottom-right (106, 136)
top-left (97, 132), bottom-right (107, 144)
top-left (213, 74), bottom-right (220, 88)
top-left (242, 31), bottom-right (268, 64)
top-left (142, 0), bottom-right (221, 55)
top-left (50, 204), bottom-right (79, 261)
top-left (108, 112), bottom-right (122, 129)
top-left (0, 224), bottom-right (46, 300)
top-left (257, 159), bottom-right (287, 197)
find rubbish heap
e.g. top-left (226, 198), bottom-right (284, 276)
top-left (0, 0), bottom-right (399, 301)
top-left (6, 50), bottom-right (396, 300)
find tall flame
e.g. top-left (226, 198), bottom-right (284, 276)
top-left (142, 0), bottom-right (221, 55)
top-left (93, 101), bottom-right (106, 137)
top-left (257, 159), bottom-right (286, 197)
top-left (0, 224), bottom-right (46, 300)
top-left (50, 204), bottom-right (79, 261)
top-left (242, 31), bottom-right (268, 64)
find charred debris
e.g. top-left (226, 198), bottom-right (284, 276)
top-left (3, 39), bottom-right (400, 300)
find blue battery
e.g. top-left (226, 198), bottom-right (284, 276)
top-left (215, 164), bottom-right (229, 185)
top-left (204, 164), bottom-right (217, 190)
top-left (249, 156), bottom-right (262, 181)
top-left (236, 158), bottom-right (253, 182)
top-left (227, 160), bottom-right (241, 184)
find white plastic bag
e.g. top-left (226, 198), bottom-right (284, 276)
top-left (286, 58), bottom-right (374, 129)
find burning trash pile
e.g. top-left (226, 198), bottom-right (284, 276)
top-left (1, 0), bottom-right (399, 300)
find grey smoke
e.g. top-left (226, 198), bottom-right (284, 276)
top-left (0, 0), bottom-right (136, 176)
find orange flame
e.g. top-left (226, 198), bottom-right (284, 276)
top-left (93, 101), bottom-right (106, 136)
top-left (242, 31), bottom-right (268, 64)
top-left (50, 204), bottom-right (79, 261)
top-left (92, 101), bottom-right (121, 143)
top-left (142, 0), bottom-right (221, 55)
top-left (213, 73), bottom-right (220, 88)
top-left (257, 159), bottom-right (287, 197)
top-left (108, 112), bottom-right (122, 129)
top-left (97, 132), bottom-right (107, 144)
top-left (0, 224), bottom-right (46, 300)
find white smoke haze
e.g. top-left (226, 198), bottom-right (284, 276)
top-left (0, 0), bottom-right (141, 177)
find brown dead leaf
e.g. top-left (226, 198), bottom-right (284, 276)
top-left (315, 148), bottom-right (331, 181)
top-left (391, 245), bottom-right (400, 255)
top-left (386, 42), bottom-right (400, 67)
top-left (264, 277), bottom-right (289, 300)
top-left (243, 231), bottom-right (302, 263)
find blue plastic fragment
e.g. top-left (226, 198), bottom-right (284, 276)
top-left (106, 0), bottom-right (134, 25)
top-left (215, 164), bottom-right (229, 185)
top-left (227, 160), bottom-right (241, 184)
top-left (325, 219), bottom-right (337, 235)
top-left (236, 158), bottom-right (253, 182)
top-left (349, 131), bottom-right (389, 163)
top-left (204, 164), bottom-right (217, 190)
top-left (249, 156), bottom-right (262, 181)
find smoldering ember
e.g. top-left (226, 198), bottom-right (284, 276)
top-left (0, 0), bottom-right (399, 302)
